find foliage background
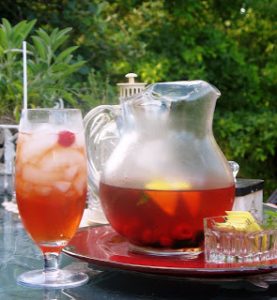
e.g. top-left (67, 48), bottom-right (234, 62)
top-left (0, 0), bottom-right (276, 197)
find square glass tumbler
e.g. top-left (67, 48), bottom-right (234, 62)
top-left (204, 216), bottom-right (277, 263)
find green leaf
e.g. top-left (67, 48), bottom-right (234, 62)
top-left (55, 46), bottom-right (78, 63)
top-left (1, 19), bottom-right (12, 35)
top-left (137, 193), bottom-right (150, 206)
top-left (55, 27), bottom-right (72, 41)
top-left (51, 34), bottom-right (70, 52)
top-left (50, 60), bottom-right (85, 75)
top-left (50, 28), bottom-right (59, 40)
top-left (0, 29), bottom-right (8, 49)
top-left (14, 19), bottom-right (36, 44)
top-left (31, 36), bottom-right (47, 60)
top-left (35, 28), bottom-right (51, 44)
top-left (61, 91), bottom-right (78, 106)
top-left (50, 63), bottom-right (71, 72)
top-left (0, 45), bottom-right (4, 56)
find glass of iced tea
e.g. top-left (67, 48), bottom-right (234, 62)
top-left (15, 109), bottom-right (88, 288)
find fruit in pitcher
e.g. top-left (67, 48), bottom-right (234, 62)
top-left (99, 182), bottom-right (235, 248)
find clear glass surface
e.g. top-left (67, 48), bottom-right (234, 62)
top-left (0, 192), bottom-right (277, 298)
top-left (84, 105), bottom-right (121, 224)
top-left (204, 216), bottom-right (277, 263)
top-left (15, 109), bottom-right (89, 288)
top-left (85, 81), bottom-right (235, 258)
top-left (17, 268), bottom-right (88, 289)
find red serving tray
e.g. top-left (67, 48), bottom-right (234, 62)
top-left (63, 225), bottom-right (277, 277)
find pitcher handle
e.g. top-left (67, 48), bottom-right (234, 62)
top-left (84, 105), bottom-right (121, 223)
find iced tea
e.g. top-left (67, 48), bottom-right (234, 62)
top-left (16, 126), bottom-right (87, 253)
top-left (100, 183), bottom-right (235, 249)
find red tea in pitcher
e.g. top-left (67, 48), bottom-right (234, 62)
top-left (99, 182), bottom-right (235, 249)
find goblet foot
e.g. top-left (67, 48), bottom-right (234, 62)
top-left (17, 269), bottom-right (89, 289)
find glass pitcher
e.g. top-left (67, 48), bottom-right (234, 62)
top-left (84, 80), bottom-right (235, 258)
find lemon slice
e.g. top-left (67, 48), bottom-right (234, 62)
top-left (144, 180), bottom-right (192, 216)
top-left (217, 211), bottom-right (266, 250)
top-left (224, 211), bottom-right (262, 231)
top-left (145, 180), bottom-right (191, 190)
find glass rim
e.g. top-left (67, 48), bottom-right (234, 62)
top-left (22, 108), bottom-right (81, 112)
top-left (203, 215), bottom-right (227, 223)
top-left (204, 215), bottom-right (277, 232)
top-left (203, 215), bottom-right (226, 220)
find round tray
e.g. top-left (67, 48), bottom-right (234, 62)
top-left (63, 225), bottom-right (277, 277)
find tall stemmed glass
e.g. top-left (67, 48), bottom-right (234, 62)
top-left (15, 109), bottom-right (89, 288)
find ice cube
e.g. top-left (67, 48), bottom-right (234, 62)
top-left (33, 123), bottom-right (56, 134)
top-left (75, 132), bottom-right (85, 148)
top-left (65, 166), bottom-right (79, 180)
top-left (22, 164), bottom-right (61, 185)
top-left (35, 186), bottom-right (52, 196)
top-left (39, 148), bottom-right (85, 172)
top-left (20, 132), bottom-right (57, 163)
top-left (54, 181), bottom-right (71, 193)
top-left (74, 173), bottom-right (87, 195)
top-left (39, 152), bottom-right (56, 171)
top-left (56, 148), bottom-right (85, 168)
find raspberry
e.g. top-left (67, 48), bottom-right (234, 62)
top-left (58, 130), bottom-right (75, 147)
top-left (159, 236), bottom-right (173, 247)
top-left (141, 229), bottom-right (155, 244)
top-left (172, 224), bottom-right (193, 240)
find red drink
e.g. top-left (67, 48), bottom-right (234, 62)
top-left (100, 182), bottom-right (235, 248)
top-left (14, 109), bottom-right (90, 289)
top-left (16, 130), bottom-right (87, 253)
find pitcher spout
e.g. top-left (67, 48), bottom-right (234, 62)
top-left (144, 80), bottom-right (221, 103)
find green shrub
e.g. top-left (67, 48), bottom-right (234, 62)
top-left (0, 1), bottom-right (276, 197)
top-left (0, 18), bottom-right (85, 120)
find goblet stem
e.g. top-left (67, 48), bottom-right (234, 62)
top-left (43, 289), bottom-right (61, 300)
top-left (43, 252), bottom-right (60, 274)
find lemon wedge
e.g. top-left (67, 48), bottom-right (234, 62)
top-left (145, 180), bottom-right (191, 190)
top-left (143, 180), bottom-right (192, 216)
top-left (217, 211), bottom-right (267, 250)
top-left (225, 211), bottom-right (262, 231)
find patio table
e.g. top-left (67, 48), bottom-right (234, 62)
top-left (0, 175), bottom-right (276, 300)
